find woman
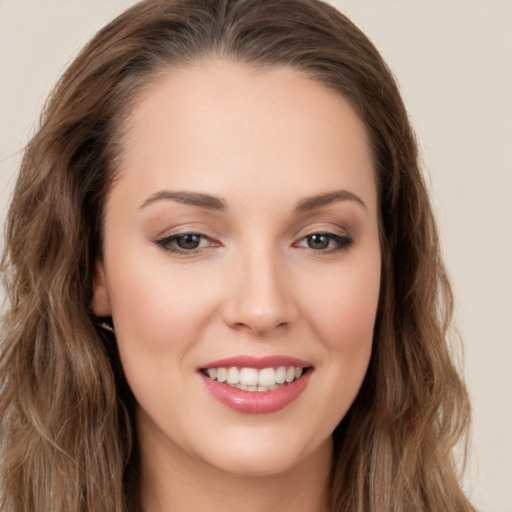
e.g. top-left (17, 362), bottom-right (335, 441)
top-left (0, 0), bottom-right (476, 511)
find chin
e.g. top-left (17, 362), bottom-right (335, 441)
top-left (190, 425), bottom-right (331, 478)
top-left (211, 449), bottom-right (300, 476)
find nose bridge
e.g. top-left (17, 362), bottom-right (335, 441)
top-left (223, 241), bottom-right (296, 335)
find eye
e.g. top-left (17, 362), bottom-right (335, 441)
top-left (154, 232), bottom-right (218, 254)
top-left (174, 233), bottom-right (204, 250)
top-left (295, 232), bottom-right (353, 252)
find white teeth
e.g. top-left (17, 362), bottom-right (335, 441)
top-left (275, 366), bottom-right (286, 384)
top-left (259, 367), bottom-right (276, 387)
top-left (239, 367), bottom-right (259, 386)
top-left (204, 365), bottom-right (307, 391)
top-left (227, 367), bottom-right (239, 384)
top-left (216, 367), bottom-right (227, 383)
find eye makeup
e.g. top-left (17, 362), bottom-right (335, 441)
top-left (153, 229), bottom-right (354, 257)
top-left (154, 232), bottom-right (221, 255)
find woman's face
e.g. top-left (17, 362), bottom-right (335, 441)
top-left (93, 60), bottom-right (381, 477)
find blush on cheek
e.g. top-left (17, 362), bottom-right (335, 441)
top-left (307, 269), bottom-right (380, 349)
top-left (108, 260), bottom-right (219, 353)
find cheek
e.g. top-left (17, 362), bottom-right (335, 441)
top-left (104, 254), bottom-right (223, 420)
top-left (299, 249), bottom-right (380, 418)
top-left (300, 256), bottom-right (381, 354)
top-left (286, 252), bottom-right (380, 441)
top-left (105, 250), bottom-right (221, 364)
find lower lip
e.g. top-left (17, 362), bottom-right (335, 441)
top-left (200, 371), bottom-right (312, 414)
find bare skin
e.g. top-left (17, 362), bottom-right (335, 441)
top-left (139, 411), bottom-right (332, 511)
top-left (93, 60), bottom-right (381, 512)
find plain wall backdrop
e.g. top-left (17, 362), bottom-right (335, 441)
top-left (1, 1), bottom-right (511, 510)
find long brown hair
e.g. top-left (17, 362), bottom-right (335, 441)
top-left (0, 1), bottom-right (475, 510)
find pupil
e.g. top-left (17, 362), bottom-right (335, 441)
top-left (308, 234), bottom-right (329, 250)
top-left (177, 234), bottom-right (201, 249)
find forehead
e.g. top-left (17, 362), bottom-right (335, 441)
top-left (113, 59), bottom-right (377, 216)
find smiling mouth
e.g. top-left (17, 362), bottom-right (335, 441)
top-left (200, 365), bottom-right (312, 392)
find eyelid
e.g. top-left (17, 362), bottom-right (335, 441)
top-left (292, 224), bottom-right (354, 253)
top-left (152, 222), bottom-right (354, 256)
top-left (295, 232), bottom-right (353, 250)
top-left (154, 230), bottom-right (222, 255)
top-left (152, 220), bottom-right (220, 238)
top-left (295, 222), bottom-right (349, 239)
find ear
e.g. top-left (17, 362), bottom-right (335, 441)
top-left (91, 261), bottom-right (112, 317)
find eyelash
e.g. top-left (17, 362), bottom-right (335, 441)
top-left (154, 231), bottom-right (353, 255)
top-left (293, 232), bottom-right (354, 253)
top-left (154, 233), bottom-right (218, 255)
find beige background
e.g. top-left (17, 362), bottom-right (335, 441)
top-left (1, 1), bottom-right (511, 510)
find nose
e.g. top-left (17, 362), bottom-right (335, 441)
top-left (221, 247), bottom-right (298, 336)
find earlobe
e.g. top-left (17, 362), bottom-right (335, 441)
top-left (91, 261), bottom-right (112, 317)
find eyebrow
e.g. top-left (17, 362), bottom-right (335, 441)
top-left (295, 190), bottom-right (367, 212)
top-left (140, 190), bottom-right (227, 210)
top-left (139, 188), bottom-right (367, 213)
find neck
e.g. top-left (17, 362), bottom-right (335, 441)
top-left (137, 412), bottom-right (332, 512)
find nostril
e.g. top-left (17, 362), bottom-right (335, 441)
top-left (220, 261), bottom-right (298, 334)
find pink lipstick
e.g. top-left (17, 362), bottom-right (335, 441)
top-left (198, 355), bottom-right (313, 414)
top-left (200, 355), bottom-right (312, 370)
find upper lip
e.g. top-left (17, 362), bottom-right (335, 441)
top-left (198, 355), bottom-right (313, 370)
